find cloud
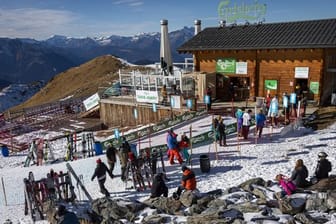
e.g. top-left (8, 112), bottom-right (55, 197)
top-left (113, 0), bottom-right (144, 7)
top-left (0, 8), bottom-right (77, 40)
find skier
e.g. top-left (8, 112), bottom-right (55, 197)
top-left (150, 173), bottom-right (168, 198)
top-left (205, 86), bottom-right (212, 110)
top-left (105, 142), bottom-right (118, 175)
top-left (314, 152), bottom-right (332, 181)
top-left (179, 132), bottom-right (190, 162)
top-left (166, 128), bottom-right (183, 165)
top-left (91, 158), bottom-right (113, 197)
top-left (268, 95), bottom-right (279, 127)
top-left (235, 108), bottom-right (244, 137)
top-left (242, 109), bottom-right (252, 139)
top-left (161, 84), bottom-right (168, 105)
top-left (174, 165), bottom-right (197, 199)
top-left (45, 172), bottom-right (56, 200)
top-left (255, 109), bottom-right (267, 138)
top-left (216, 117), bottom-right (227, 146)
top-left (119, 136), bottom-right (131, 181)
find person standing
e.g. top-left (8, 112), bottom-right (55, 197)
top-left (265, 93), bottom-right (271, 114)
top-left (206, 86), bottom-right (212, 110)
top-left (150, 173), bottom-right (168, 198)
top-left (255, 109), bottom-right (267, 138)
top-left (106, 142), bottom-right (118, 175)
top-left (315, 152), bottom-right (332, 181)
top-left (161, 85), bottom-right (168, 105)
top-left (216, 117), bottom-right (227, 146)
top-left (268, 95), bottom-right (279, 127)
top-left (290, 159), bottom-right (310, 188)
top-left (179, 132), bottom-right (190, 162)
top-left (119, 136), bottom-right (131, 181)
top-left (91, 158), bottom-right (113, 197)
top-left (235, 108), bottom-right (244, 137)
top-left (166, 128), bottom-right (183, 165)
top-left (242, 109), bottom-right (252, 139)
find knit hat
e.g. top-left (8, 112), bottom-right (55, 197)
top-left (96, 158), bottom-right (102, 164)
top-left (182, 165), bottom-right (188, 172)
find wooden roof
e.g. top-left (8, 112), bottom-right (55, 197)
top-left (177, 18), bottom-right (336, 53)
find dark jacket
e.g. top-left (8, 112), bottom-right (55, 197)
top-left (150, 174), bottom-right (168, 198)
top-left (217, 121), bottom-right (226, 135)
top-left (290, 165), bottom-right (309, 188)
top-left (315, 159), bottom-right (332, 180)
top-left (120, 141), bottom-right (131, 154)
top-left (106, 146), bottom-right (117, 162)
top-left (91, 162), bottom-right (112, 181)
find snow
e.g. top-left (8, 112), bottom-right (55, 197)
top-left (0, 113), bottom-right (336, 224)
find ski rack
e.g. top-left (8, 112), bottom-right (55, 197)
top-left (66, 162), bottom-right (93, 202)
top-left (23, 170), bottom-right (77, 221)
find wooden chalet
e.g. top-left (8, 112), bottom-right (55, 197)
top-left (177, 18), bottom-right (336, 105)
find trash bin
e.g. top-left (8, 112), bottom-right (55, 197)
top-left (1, 145), bottom-right (9, 157)
top-left (94, 141), bottom-right (103, 155)
top-left (199, 154), bottom-right (210, 173)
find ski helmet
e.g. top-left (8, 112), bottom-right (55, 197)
top-left (318, 152), bottom-right (328, 158)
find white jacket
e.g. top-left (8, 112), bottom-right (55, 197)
top-left (242, 112), bottom-right (251, 126)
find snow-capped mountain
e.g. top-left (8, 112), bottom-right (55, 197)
top-left (0, 26), bottom-right (193, 86)
top-left (0, 82), bottom-right (44, 113)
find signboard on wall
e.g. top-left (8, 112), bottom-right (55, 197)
top-left (83, 93), bottom-right (100, 111)
top-left (135, 90), bottom-right (159, 104)
top-left (310, 82), bottom-right (319, 94)
top-left (216, 58), bottom-right (236, 73)
top-left (236, 62), bottom-right (248, 74)
top-left (264, 80), bottom-right (277, 90)
top-left (295, 67), bottom-right (309, 79)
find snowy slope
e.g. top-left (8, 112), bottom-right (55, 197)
top-left (0, 114), bottom-right (336, 223)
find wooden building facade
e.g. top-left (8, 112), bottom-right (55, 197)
top-left (178, 18), bottom-right (336, 105)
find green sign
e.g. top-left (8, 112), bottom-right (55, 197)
top-left (216, 58), bottom-right (236, 73)
top-left (265, 80), bottom-right (277, 90)
top-left (218, 0), bottom-right (267, 24)
top-left (310, 82), bottom-right (319, 94)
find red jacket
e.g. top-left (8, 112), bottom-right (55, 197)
top-left (182, 169), bottom-right (196, 190)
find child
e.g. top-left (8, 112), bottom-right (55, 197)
top-left (275, 174), bottom-right (296, 198)
top-left (179, 133), bottom-right (190, 162)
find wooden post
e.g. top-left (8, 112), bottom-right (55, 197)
top-left (1, 177), bottom-right (7, 206)
top-left (255, 106), bottom-right (258, 144)
top-left (237, 118), bottom-right (241, 154)
top-left (189, 125), bottom-right (193, 169)
top-left (212, 115), bottom-right (218, 161)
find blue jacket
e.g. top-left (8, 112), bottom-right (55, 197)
top-left (166, 131), bottom-right (178, 149)
top-left (256, 113), bottom-right (266, 127)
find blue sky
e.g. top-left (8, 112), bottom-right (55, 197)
top-left (0, 0), bottom-right (335, 40)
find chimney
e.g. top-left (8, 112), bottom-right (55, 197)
top-left (219, 20), bottom-right (226, 28)
top-left (160, 19), bottom-right (172, 75)
top-left (194, 20), bottom-right (201, 35)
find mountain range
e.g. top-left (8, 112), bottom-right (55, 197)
top-left (0, 26), bottom-right (194, 87)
